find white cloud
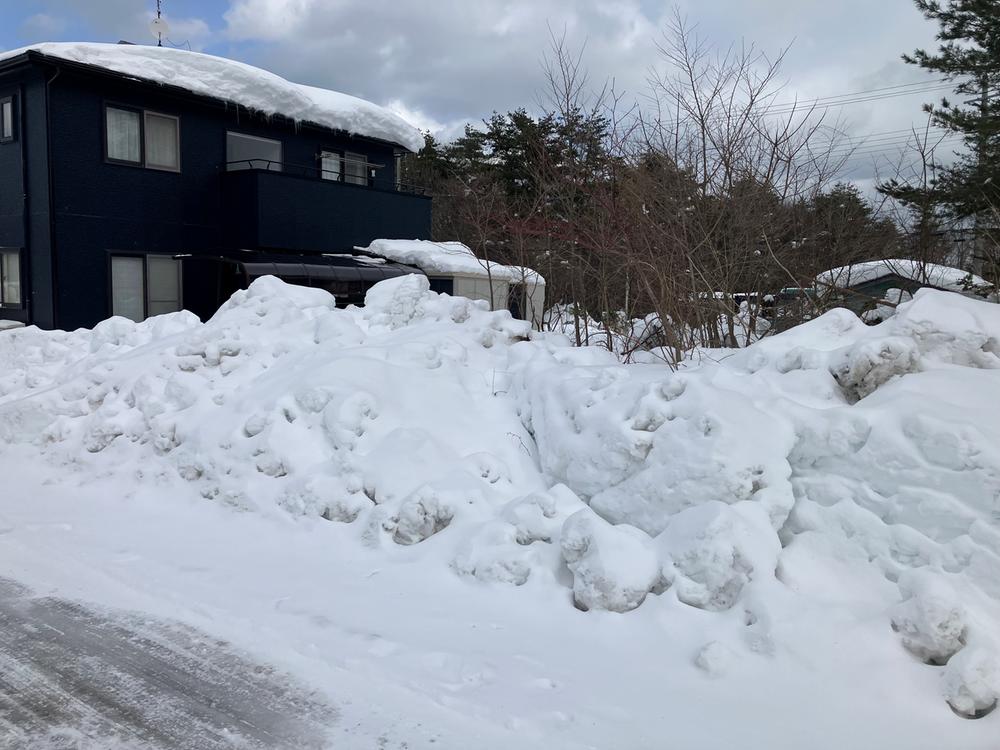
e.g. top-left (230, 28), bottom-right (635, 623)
top-left (383, 99), bottom-right (468, 142)
top-left (18, 12), bottom-right (68, 40)
top-left (221, 0), bottom-right (663, 121)
top-left (225, 0), bottom-right (318, 41)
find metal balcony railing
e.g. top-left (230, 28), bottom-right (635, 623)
top-left (224, 158), bottom-right (428, 196)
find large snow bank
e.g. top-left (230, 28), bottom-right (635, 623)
top-left (0, 42), bottom-right (423, 151)
top-left (359, 239), bottom-right (544, 284)
top-left (3, 282), bottom-right (1000, 744)
top-left (816, 258), bottom-right (989, 293)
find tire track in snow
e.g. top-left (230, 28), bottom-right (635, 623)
top-left (0, 578), bottom-right (337, 749)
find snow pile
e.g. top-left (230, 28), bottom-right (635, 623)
top-left (817, 258), bottom-right (990, 294)
top-left (359, 239), bottom-right (544, 284)
top-left (0, 42), bottom-right (423, 151)
top-left (514, 353), bottom-right (796, 533)
top-left (3, 280), bottom-right (1000, 738)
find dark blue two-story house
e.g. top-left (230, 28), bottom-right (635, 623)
top-left (0, 42), bottom-right (431, 330)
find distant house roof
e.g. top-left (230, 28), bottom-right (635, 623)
top-left (357, 239), bottom-right (545, 285)
top-left (816, 258), bottom-right (989, 293)
top-left (0, 42), bottom-right (424, 151)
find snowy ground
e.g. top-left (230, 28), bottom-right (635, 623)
top-left (1, 275), bottom-right (999, 749)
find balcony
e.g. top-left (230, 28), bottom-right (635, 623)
top-left (221, 159), bottom-right (432, 253)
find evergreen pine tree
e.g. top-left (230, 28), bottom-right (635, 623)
top-left (880, 0), bottom-right (1000, 221)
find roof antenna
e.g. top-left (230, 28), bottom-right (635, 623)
top-left (149, 0), bottom-right (169, 47)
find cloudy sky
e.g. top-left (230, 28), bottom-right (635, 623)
top-left (0, 0), bottom-right (958, 184)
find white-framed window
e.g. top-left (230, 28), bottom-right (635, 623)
top-left (0, 97), bottom-right (14, 143)
top-left (320, 149), bottom-right (342, 181)
top-left (111, 254), bottom-right (182, 322)
top-left (144, 112), bottom-right (180, 171)
top-left (0, 248), bottom-right (22, 307)
top-left (344, 151), bottom-right (368, 186)
top-left (105, 105), bottom-right (181, 171)
top-left (226, 132), bottom-right (282, 171)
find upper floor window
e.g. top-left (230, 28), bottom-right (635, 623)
top-left (145, 113), bottom-right (181, 171)
top-left (1, 97), bottom-right (14, 143)
top-left (0, 248), bottom-right (22, 308)
top-left (105, 105), bottom-right (180, 172)
top-left (227, 132), bottom-right (282, 171)
top-left (320, 150), bottom-right (373, 187)
top-left (319, 149), bottom-right (342, 181)
top-left (320, 150), bottom-right (377, 187)
top-left (344, 151), bottom-right (368, 186)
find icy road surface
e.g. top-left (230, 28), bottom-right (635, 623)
top-left (0, 578), bottom-right (337, 750)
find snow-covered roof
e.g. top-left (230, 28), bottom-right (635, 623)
top-left (816, 258), bottom-right (989, 293)
top-left (358, 239), bottom-right (545, 285)
top-left (0, 42), bottom-right (424, 152)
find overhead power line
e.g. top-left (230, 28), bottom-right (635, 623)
top-left (837, 136), bottom-right (964, 163)
top-left (764, 78), bottom-right (949, 109)
top-left (763, 83), bottom-right (955, 116)
top-left (815, 125), bottom-right (950, 145)
top-left (838, 139), bottom-right (965, 174)
top-left (761, 79), bottom-right (966, 168)
top-left (822, 131), bottom-right (961, 159)
top-left (662, 78), bottom-right (969, 173)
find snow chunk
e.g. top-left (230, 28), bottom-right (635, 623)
top-left (891, 571), bottom-right (967, 664)
top-left (943, 647), bottom-right (1000, 718)
top-left (659, 502), bottom-right (779, 612)
top-left (560, 509), bottom-right (661, 613)
top-left (453, 487), bottom-right (584, 586)
top-left (393, 487), bottom-right (455, 545)
top-left (277, 474), bottom-right (371, 522)
top-left (452, 521), bottom-right (535, 585)
top-left (831, 336), bottom-right (921, 401)
top-left (502, 492), bottom-right (559, 545)
top-left (694, 641), bottom-right (735, 677)
top-left (363, 273), bottom-right (430, 329)
top-left (1, 43), bottom-right (423, 151)
top-left (221, 274), bottom-right (335, 313)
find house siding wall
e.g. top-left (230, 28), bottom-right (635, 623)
top-left (0, 66), bottom-right (54, 327)
top-left (0, 82), bottom-right (24, 250)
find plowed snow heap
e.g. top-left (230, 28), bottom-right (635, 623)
top-left (2, 275), bottom-right (999, 718)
